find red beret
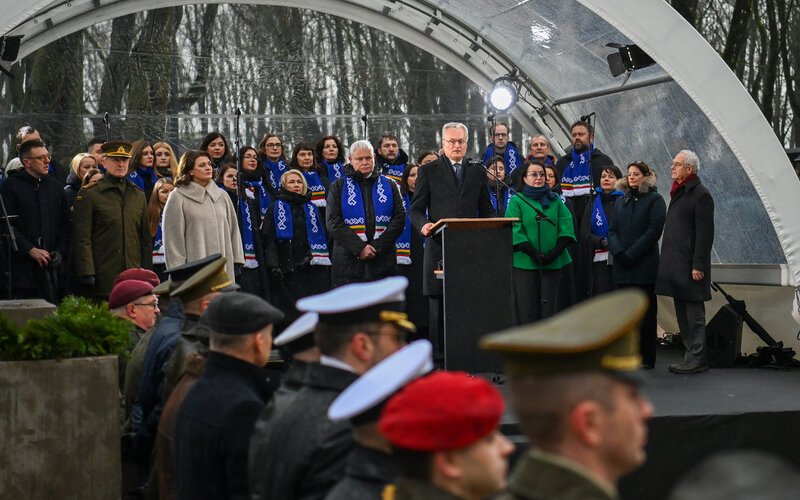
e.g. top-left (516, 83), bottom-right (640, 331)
top-left (113, 268), bottom-right (160, 288)
top-left (109, 280), bottom-right (155, 309)
top-left (379, 371), bottom-right (504, 451)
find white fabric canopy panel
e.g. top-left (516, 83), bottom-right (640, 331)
top-left (2, 0), bottom-right (798, 284)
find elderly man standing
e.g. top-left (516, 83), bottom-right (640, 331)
top-left (326, 140), bottom-right (405, 287)
top-left (72, 141), bottom-right (152, 299)
top-left (657, 149), bottom-right (715, 374)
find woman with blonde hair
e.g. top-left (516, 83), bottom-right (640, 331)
top-left (148, 177), bottom-right (175, 280)
top-left (153, 141), bottom-right (179, 178)
top-left (162, 151), bottom-right (244, 281)
top-left (64, 153), bottom-right (98, 209)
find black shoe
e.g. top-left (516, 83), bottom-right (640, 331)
top-left (669, 362), bottom-right (709, 374)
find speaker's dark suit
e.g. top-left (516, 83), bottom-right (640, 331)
top-left (409, 156), bottom-right (494, 296)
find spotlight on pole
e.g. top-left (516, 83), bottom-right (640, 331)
top-left (488, 76), bottom-right (518, 112)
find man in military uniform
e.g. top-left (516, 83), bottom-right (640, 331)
top-left (250, 276), bottom-right (413, 500)
top-left (174, 292), bottom-right (283, 500)
top-left (480, 289), bottom-right (654, 500)
top-left (325, 340), bottom-right (433, 500)
top-left (72, 141), bottom-right (152, 299)
top-left (109, 278), bottom-right (159, 389)
top-left (379, 370), bottom-right (514, 499)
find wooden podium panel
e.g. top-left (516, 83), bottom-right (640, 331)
top-left (435, 218), bottom-right (516, 373)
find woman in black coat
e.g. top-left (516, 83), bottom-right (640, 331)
top-left (397, 163), bottom-right (429, 339)
top-left (262, 169), bottom-right (331, 325)
top-left (608, 161), bottom-right (666, 368)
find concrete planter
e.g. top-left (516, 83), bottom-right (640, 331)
top-left (0, 355), bottom-right (121, 499)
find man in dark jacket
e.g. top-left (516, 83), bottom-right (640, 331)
top-left (250, 277), bottom-right (413, 500)
top-left (327, 140), bottom-right (405, 287)
top-left (0, 139), bottom-right (71, 301)
top-left (556, 120), bottom-right (614, 226)
top-left (375, 133), bottom-right (409, 184)
top-left (656, 150), bottom-right (715, 374)
top-left (174, 292), bottom-right (283, 500)
top-left (409, 122), bottom-right (494, 355)
top-left (8, 126), bottom-right (69, 185)
top-left (72, 141), bottom-right (152, 299)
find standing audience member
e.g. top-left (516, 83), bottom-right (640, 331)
top-left (556, 120), bottom-right (614, 226)
top-left (72, 141), bottom-right (152, 300)
top-left (153, 141), bottom-right (179, 178)
top-left (526, 134), bottom-right (557, 165)
top-left (11, 126), bottom-right (69, 184)
top-left (375, 133), bottom-right (409, 184)
top-left (379, 371), bottom-right (513, 499)
top-left (199, 132), bottom-right (233, 173)
top-left (609, 161), bottom-right (666, 368)
top-left (481, 290), bottom-right (654, 500)
top-left (292, 142), bottom-right (329, 209)
top-left (148, 177), bottom-right (175, 281)
top-left (128, 141), bottom-right (159, 201)
top-left (316, 135), bottom-right (346, 184)
top-left (262, 169), bottom-right (331, 325)
top-left (163, 150), bottom-right (244, 284)
top-left (64, 153), bottom-right (98, 209)
top-left (657, 150), bottom-right (715, 374)
top-left (0, 139), bottom-right (71, 302)
top-left (486, 155), bottom-right (512, 216)
top-left (481, 122), bottom-right (522, 177)
top-left (416, 150), bottom-right (439, 166)
top-left (239, 146), bottom-right (274, 223)
top-left (250, 277), bottom-right (412, 500)
top-left (409, 122), bottom-right (494, 356)
top-left (506, 160), bottom-right (575, 324)
top-left (87, 137), bottom-right (105, 166)
top-left (326, 140), bottom-right (405, 287)
top-left (174, 293), bottom-right (283, 500)
top-left (258, 133), bottom-right (289, 190)
top-left (109, 279), bottom-right (159, 388)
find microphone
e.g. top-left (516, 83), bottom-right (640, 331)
top-left (486, 114), bottom-right (496, 123)
top-left (580, 112), bottom-right (596, 122)
top-left (103, 112), bottom-right (109, 125)
top-left (235, 108), bottom-right (241, 118)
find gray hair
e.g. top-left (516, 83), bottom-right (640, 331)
top-left (442, 122), bottom-right (469, 138)
top-left (349, 140), bottom-right (374, 157)
top-left (679, 149), bottom-right (700, 173)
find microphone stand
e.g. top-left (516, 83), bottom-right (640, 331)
top-left (361, 113), bottom-right (368, 141)
top-left (0, 193), bottom-right (18, 299)
top-left (103, 112), bottom-right (110, 142)
top-left (234, 107), bottom-right (245, 226)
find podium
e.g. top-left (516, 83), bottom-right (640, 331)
top-left (432, 217), bottom-right (517, 373)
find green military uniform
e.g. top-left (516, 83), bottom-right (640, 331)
top-left (123, 326), bottom-right (154, 429)
top-left (499, 449), bottom-right (618, 500)
top-left (383, 478), bottom-right (465, 500)
top-left (72, 174), bottom-right (152, 298)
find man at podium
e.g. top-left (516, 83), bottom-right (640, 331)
top-left (409, 122), bottom-right (494, 357)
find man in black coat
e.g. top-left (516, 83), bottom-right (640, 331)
top-left (173, 292), bottom-right (283, 500)
top-left (656, 150), bottom-right (715, 374)
top-left (327, 140), bottom-right (405, 287)
top-left (555, 120), bottom-right (614, 227)
top-left (409, 122), bottom-right (494, 355)
top-left (249, 277), bottom-right (413, 500)
top-left (0, 139), bottom-right (70, 301)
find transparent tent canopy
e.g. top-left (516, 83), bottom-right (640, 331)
top-left (2, 0), bottom-right (798, 281)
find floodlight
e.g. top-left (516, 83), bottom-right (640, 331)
top-left (489, 78), bottom-right (518, 112)
top-left (606, 43), bottom-right (656, 77)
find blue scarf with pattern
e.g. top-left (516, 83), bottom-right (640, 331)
top-left (245, 179), bottom-right (272, 219)
top-left (341, 175), bottom-right (394, 241)
top-left (273, 199), bottom-right (331, 266)
top-left (128, 167), bottom-right (158, 191)
top-left (239, 192), bottom-right (259, 269)
top-left (263, 158), bottom-right (288, 190)
top-left (152, 216), bottom-right (165, 264)
top-left (481, 143), bottom-right (522, 175)
top-left (561, 145), bottom-right (594, 197)
top-left (396, 193), bottom-right (412, 265)
top-left (322, 160), bottom-right (345, 183)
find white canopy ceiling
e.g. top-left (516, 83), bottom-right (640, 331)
top-left (3, 0), bottom-right (799, 285)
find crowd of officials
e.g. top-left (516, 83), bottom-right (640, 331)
top-left (0, 120), bottom-right (733, 498)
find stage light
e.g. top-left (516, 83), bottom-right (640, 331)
top-left (606, 43), bottom-right (656, 77)
top-left (489, 78), bottom-right (518, 112)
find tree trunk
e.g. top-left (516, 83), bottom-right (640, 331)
top-left (722, 0), bottom-right (754, 69)
top-left (95, 15), bottom-right (136, 139)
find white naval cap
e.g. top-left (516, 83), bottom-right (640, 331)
top-left (296, 276), bottom-right (415, 331)
top-left (328, 340), bottom-right (433, 424)
top-left (274, 312), bottom-right (318, 347)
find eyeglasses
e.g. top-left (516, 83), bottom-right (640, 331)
top-left (265, 143), bottom-right (282, 149)
top-left (133, 301), bottom-right (159, 309)
top-left (243, 154), bottom-right (258, 160)
top-left (25, 154), bottom-right (51, 163)
top-left (526, 172), bottom-right (546, 178)
top-left (443, 139), bottom-right (466, 146)
top-left (493, 132), bottom-right (508, 137)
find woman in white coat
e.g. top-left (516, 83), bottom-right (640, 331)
top-left (163, 150), bottom-right (244, 281)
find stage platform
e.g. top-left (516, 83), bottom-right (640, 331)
top-left (494, 347), bottom-right (800, 500)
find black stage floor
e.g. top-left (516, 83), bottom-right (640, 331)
top-left (493, 347), bottom-right (800, 500)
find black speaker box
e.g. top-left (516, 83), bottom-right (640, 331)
top-left (706, 303), bottom-right (743, 367)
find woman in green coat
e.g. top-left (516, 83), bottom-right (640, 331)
top-left (506, 160), bottom-right (576, 324)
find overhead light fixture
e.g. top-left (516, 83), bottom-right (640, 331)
top-left (488, 71), bottom-right (520, 112)
top-left (606, 43), bottom-right (655, 77)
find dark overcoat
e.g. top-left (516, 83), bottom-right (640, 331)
top-left (408, 156), bottom-right (494, 295)
top-left (324, 443), bottom-right (397, 500)
top-left (608, 175), bottom-right (666, 285)
top-left (655, 177), bottom-right (714, 301)
top-left (72, 174), bottom-right (152, 298)
top-left (250, 363), bottom-right (358, 500)
top-left (174, 352), bottom-right (273, 500)
top-left (326, 164), bottom-right (405, 287)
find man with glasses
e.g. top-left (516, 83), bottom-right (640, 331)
top-left (250, 276), bottom-right (414, 500)
top-left (72, 141), bottom-right (152, 300)
top-left (409, 122), bottom-right (494, 358)
top-left (0, 139), bottom-right (70, 301)
top-left (481, 122), bottom-right (522, 177)
top-left (109, 278), bottom-right (160, 387)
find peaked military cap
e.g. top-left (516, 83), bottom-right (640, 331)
top-left (101, 141), bottom-right (132, 158)
top-left (480, 289), bottom-right (648, 377)
top-left (296, 276), bottom-right (415, 332)
top-left (152, 254), bottom-right (222, 295)
top-left (169, 255), bottom-right (239, 303)
top-left (328, 340), bottom-right (433, 425)
top-left (273, 312), bottom-right (318, 354)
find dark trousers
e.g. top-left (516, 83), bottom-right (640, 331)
top-left (619, 283), bottom-right (657, 367)
top-left (674, 297), bottom-right (707, 365)
top-left (428, 296), bottom-right (445, 359)
top-left (513, 267), bottom-right (561, 325)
